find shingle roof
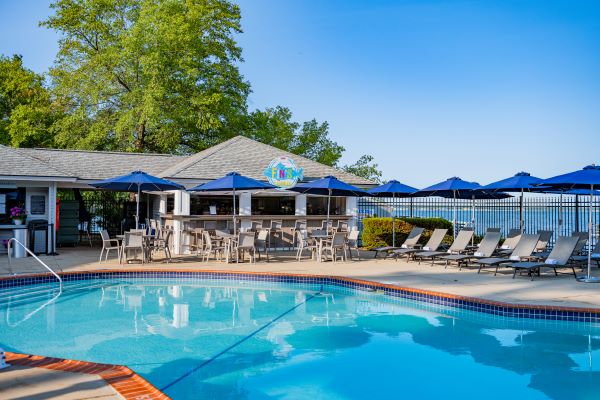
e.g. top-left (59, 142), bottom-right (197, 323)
top-left (160, 136), bottom-right (374, 186)
top-left (0, 145), bottom-right (75, 178)
top-left (1, 136), bottom-right (373, 186)
top-left (17, 147), bottom-right (186, 180)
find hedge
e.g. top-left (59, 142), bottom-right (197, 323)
top-left (361, 217), bottom-right (454, 249)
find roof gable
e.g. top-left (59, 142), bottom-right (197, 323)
top-left (162, 136), bottom-right (374, 186)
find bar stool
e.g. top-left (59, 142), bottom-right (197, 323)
top-left (291, 220), bottom-right (307, 249)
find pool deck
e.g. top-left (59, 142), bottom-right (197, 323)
top-left (2, 246), bottom-right (600, 399)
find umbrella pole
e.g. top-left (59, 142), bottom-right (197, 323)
top-left (327, 189), bottom-right (331, 231)
top-left (520, 188), bottom-right (524, 233)
top-left (558, 192), bottom-right (563, 235)
top-left (392, 193), bottom-right (396, 248)
top-left (453, 191), bottom-right (457, 239)
top-left (233, 188), bottom-right (237, 236)
top-left (471, 195), bottom-right (475, 246)
top-left (136, 184), bottom-right (140, 229)
top-left (578, 185), bottom-right (600, 283)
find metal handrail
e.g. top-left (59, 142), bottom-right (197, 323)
top-left (7, 238), bottom-right (63, 289)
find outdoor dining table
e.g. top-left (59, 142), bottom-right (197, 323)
top-left (117, 233), bottom-right (155, 263)
top-left (309, 232), bottom-right (332, 262)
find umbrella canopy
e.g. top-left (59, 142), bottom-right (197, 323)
top-left (368, 180), bottom-right (418, 247)
top-left (289, 176), bottom-right (369, 227)
top-left (90, 170), bottom-right (184, 228)
top-left (188, 172), bottom-right (276, 192)
top-left (479, 172), bottom-right (544, 232)
top-left (289, 176), bottom-right (369, 197)
top-left (540, 165), bottom-right (600, 283)
top-left (367, 180), bottom-right (418, 197)
top-left (188, 172), bottom-right (276, 235)
top-left (412, 177), bottom-right (481, 237)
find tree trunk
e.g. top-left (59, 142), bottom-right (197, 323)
top-left (136, 122), bottom-right (146, 151)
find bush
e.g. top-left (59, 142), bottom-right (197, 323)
top-left (361, 217), bottom-right (454, 249)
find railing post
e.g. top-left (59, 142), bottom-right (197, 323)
top-left (575, 195), bottom-right (580, 232)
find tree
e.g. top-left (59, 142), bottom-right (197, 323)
top-left (0, 55), bottom-right (58, 147)
top-left (42, 0), bottom-right (250, 153)
top-left (343, 154), bottom-right (383, 183)
top-left (242, 106), bottom-right (345, 166)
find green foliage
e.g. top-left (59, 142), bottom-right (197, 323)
top-left (361, 217), bottom-right (453, 249)
top-left (42, 0), bottom-right (250, 153)
top-left (342, 154), bottom-right (382, 182)
top-left (242, 106), bottom-right (345, 166)
top-left (0, 55), bottom-right (59, 147)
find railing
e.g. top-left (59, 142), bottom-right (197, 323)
top-left (7, 238), bottom-right (63, 289)
top-left (358, 195), bottom-right (600, 245)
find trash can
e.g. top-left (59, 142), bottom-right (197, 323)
top-left (28, 219), bottom-right (48, 255)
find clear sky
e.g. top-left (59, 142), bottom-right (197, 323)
top-left (1, 0), bottom-right (599, 187)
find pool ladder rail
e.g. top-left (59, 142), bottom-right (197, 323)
top-left (7, 238), bottom-right (63, 290)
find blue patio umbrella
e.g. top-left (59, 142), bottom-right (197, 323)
top-left (479, 172), bottom-right (544, 232)
top-left (188, 172), bottom-right (276, 234)
top-left (412, 177), bottom-right (482, 238)
top-left (289, 176), bottom-right (369, 227)
top-left (90, 170), bottom-right (184, 228)
top-left (540, 165), bottom-right (600, 283)
top-left (368, 180), bottom-right (418, 247)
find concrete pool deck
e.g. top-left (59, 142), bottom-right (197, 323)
top-left (2, 246), bottom-right (600, 309)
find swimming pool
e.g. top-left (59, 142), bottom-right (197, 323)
top-left (1, 273), bottom-right (600, 399)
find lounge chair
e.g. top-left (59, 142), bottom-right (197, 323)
top-left (572, 232), bottom-right (589, 255)
top-left (391, 228), bottom-right (448, 261)
top-left (475, 233), bottom-right (540, 275)
top-left (569, 240), bottom-right (600, 267)
top-left (534, 230), bottom-right (553, 253)
top-left (496, 228), bottom-right (522, 255)
top-left (440, 231), bottom-right (501, 269)
top-left (413, 229), bottom-right (474, 265)
top-left (373, 227), bottom-right (424, 259)
top-left (505, 236), bottom-right (579, 280)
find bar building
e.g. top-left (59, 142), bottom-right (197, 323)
top-left (0, 136), bottom-right (374, 256)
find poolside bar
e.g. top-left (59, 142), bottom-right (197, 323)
top-left (0, 136), bottom-right (373, 257)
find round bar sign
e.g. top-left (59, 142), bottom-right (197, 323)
top-left (263, 156), bottom-right (303, 189)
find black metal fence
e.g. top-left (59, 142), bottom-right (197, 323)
top-left (358, 195), bottom-right (600, 242)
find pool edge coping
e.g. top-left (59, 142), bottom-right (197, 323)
top-left (2, 268), bottom-right (600, 315)
top-left (5, 351), bottom-right (169, 400)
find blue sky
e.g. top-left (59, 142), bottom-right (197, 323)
top-left (1, 0), bottom-right (599, 186)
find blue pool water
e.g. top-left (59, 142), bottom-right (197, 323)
top-left (1, 278), bottom-right (600, 399)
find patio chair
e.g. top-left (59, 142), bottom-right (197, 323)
top-left (268, 220), bottom-right (283, 249)
top-left (346, 229), bottom-right (361, 260)
top-left (150, 228), bottom-right (172, 263)
top-left (200, 230), bottom-right (225, 262)
top-left (121, 231), bottom-right (145, 264)
top-left (255, 229), bottom-right (270, 261)
top-left (486, 227), bottom-right (501, 233)
top-left (475, 233), bottom-right (540, 275)
top-left (296, 230), bottom-right (317, 261)
top-left (413, 229), bottom-right (473, 265)
top-left (320, 232), bottom-right (347, 262)
top-left (251, 220), bottom-right (263, 231)
top-left (236, 232), bottom-right (257, 263)
top-left (291, 220), bottom-right (307, 248)
top-left (392, 228), bottom-right (448, 262)
top-left (336, 220), bottom-right (349, 232)
top-left (505, 236), bottom-right (579, 280)
top-left (99, 230), bottom-right (120, 263)
top-left (373, 227), bottom-right (424, 259)
top-left (440, 231), bottom-right (501, 269)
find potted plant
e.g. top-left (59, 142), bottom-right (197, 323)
top-left (10, 206), bottom-right (27, 225)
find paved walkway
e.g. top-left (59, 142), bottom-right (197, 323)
top-left (2, 246), bottom-right (600, 309)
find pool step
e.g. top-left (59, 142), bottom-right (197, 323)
top-left (0, 280), bottom-right (115, 307)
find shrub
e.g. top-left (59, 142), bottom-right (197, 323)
top-left (361, 217), bottom-right (454, 249)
